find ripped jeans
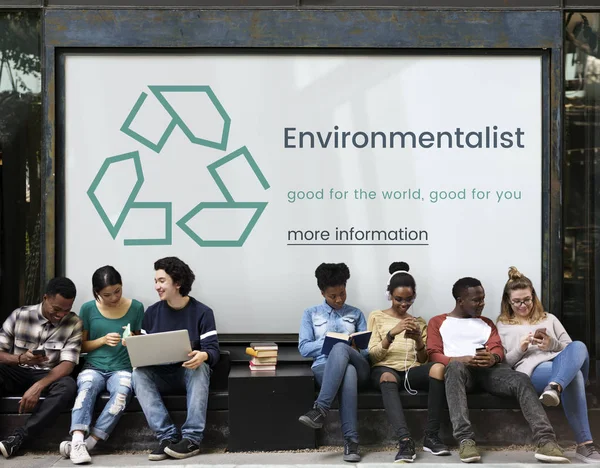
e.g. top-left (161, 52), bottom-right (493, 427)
top-left (70, 367), bottom-right (133, 440)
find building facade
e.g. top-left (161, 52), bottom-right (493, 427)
top-left (0, 0), bottom-right (598, 377)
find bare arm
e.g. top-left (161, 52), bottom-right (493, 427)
top-left (19, 361), bottom-right (76, 413)
top-left (82, 329), bottom-right (124, 352)
top-left (81, 330), bottom-right (103, 353)
top-left (0, 350), bottom-right (20, 366)
top-left (0, 350), bottom-right (47, 367)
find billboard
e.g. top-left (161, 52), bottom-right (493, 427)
top-left (64, 54), bottom-right (541, 333)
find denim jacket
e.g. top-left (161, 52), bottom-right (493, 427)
top-left (298, 300), bottom-right (368, 368)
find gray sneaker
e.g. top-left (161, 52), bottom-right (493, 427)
top-left (576, 443), bottom-right (600, 463)
top-left (540, 383), bottom-right (561, 407)
top-left (59, 441), bottom-right (72, 458)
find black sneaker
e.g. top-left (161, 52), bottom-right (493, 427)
top-left (343, 439), bottom-right (361, 462)
top-left (148, 438), bottom-right (179, 461)
top-left (423, 433), bottom-right (451, 456)
top-left (0, 432), bottom-right (24, 459)
top-left (164, 438), bottom-right (200, 459)
top-left (395, 437), bottom-right (416, 463)
top-left (298, 405), bottom-right (326, 429)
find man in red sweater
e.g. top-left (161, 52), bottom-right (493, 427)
top-left (427, 277), bottom-right (567, 463)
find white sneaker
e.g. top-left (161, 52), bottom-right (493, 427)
top-left (540, 383), bottom-right (561, 407)
top-left (70, 442), bottom-right (91, 465)
top-left (59, 440), bottom-right (71, 458)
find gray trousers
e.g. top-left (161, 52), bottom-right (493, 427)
top-left (445, 361), bottom-right (556, 444)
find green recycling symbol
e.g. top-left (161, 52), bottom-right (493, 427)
top-left (87, 85), bottom-right (270, 247)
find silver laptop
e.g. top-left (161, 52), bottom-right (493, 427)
top-left (126, 330), bottom-right (192, 367)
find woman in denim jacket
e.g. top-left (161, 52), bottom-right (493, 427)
top-left (298, 263), bottom-right (369, 463)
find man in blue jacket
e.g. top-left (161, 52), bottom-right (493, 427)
top-left (132, 257), bottom-right (219, 461)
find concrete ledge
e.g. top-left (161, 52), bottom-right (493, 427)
top-left (0, 411), bottom-right (229, 451)
top-left (3, 407), bottom-right (600, 451)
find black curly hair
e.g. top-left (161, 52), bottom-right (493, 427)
top-left (154, 257), bottom-right (196, 297)
top-left (315, 263), bottom-right (350, 291)
top-left (45, 277), bottom-right (77, 300)
top-left (452, 277), bottom-right (482, 300)
top-left (387, 261), bottom-right (416, 294)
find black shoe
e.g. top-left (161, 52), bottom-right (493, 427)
top-left (0, 432), bottom-right (24, 459)
top-left (298, 405), bottom-right (326, 429)
top-left (164, 438), bottom-right (200, 459)
top-left (423, 433), bottom-right (451, 456)
top-left (395, 437), bottom-right (416, 463)
top-left (343, 439), bottom-right (361, 462)
top-left (148, 438), bottom-right (179, 461)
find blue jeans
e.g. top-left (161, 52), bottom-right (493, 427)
top-left (312, 343), bottom-right (370, 442)
top-left (70, 368), bottom-right (133, 440)
top-left (132, 364), bottom-right (211, 445)
top-left (530, 341), bottom-right (592, 444)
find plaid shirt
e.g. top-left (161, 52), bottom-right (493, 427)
top-left (0, 303), bottom-right (82, 370)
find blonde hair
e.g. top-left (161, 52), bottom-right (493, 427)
top-left (497, 266), bottom-right (546, 325)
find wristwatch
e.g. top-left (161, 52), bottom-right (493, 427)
top-left (386, 331), bottom-right (395, 343)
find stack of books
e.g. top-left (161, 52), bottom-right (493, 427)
top-left (245, 342), bottom-right (278, 371)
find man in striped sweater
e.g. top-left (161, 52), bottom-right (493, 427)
top-left (132, 257), bottom-right (219, 462)
top-left (427, 277), bottom-right (567, 464)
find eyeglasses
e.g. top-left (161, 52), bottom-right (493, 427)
top-left (393, 297), bottom-right (415, 304)
top-left (510, 298), bottom-right (533, 307)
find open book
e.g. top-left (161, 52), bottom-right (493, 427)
top-left (321, 331), bottom-right (372, 355)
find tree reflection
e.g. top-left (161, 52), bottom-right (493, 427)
top-left (0, 11), bottom-right (41, 317)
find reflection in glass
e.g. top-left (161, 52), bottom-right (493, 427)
top-left (564, 13), bottom-right (600, 361)
top-left (0, 11), bottom-right (41, 319)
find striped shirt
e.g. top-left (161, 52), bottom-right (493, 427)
top-left (367, 310), bottom-right (428, 371)
top-left (0, 303), bottom-right (83, 369)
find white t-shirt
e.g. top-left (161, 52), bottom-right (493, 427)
top-left (439, 316), bottom-right (492, 357)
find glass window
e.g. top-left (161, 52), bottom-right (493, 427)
top-left (0, 10), bottom-right (41, 320)
top-left (564, 12), bottom-right (600, 355)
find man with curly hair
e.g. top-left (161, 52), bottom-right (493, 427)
top-left (132, 257), bottom-right (219, 461)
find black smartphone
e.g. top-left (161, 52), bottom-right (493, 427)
top-left (32, 349), bottom-right (46, 356)
top-left (475, 346), bottom-right (486, 352)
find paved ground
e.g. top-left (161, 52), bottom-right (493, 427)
top-left (0, 448), bottom-right (588, 467)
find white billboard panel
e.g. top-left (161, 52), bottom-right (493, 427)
top-left (64, 54), bottom-right (542, 333)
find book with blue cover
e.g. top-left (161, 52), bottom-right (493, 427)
top-left (321, 331), bottom-right (372, 355)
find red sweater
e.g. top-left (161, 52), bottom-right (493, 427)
top-left (426, 313), bottom-right (505, 366)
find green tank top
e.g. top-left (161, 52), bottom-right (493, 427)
top-left (80, 299), bottom-right (144, 372)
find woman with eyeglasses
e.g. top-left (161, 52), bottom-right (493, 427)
top-left (367, 261), bottom-right (449, 463)
top-left (497, 266), bottom-right (600, 463)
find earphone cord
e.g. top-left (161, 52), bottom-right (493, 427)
top-left (404, 337), bottom-right (418, 395)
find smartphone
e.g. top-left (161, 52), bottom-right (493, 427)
top-left (533, 328), bottom-right (546, 339)
top-left (475, 346), bottom-right (486, 352)
top-left (32, 348), bottom-right (46, 356)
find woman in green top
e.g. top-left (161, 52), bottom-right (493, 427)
top-left (59, 266), bottom-right (144, 465)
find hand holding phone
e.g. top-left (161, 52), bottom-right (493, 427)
top-left (32, 348), bottom-right (46, 356)
top-left (533, 328), bottom-right (547, 340)
top-left (473, 346), bottom-right (495, 367)
top-left (404, 324), bottom-right (421, 337)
